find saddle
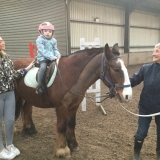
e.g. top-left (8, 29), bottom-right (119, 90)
top-left (36, 60), bottom-right (57, 86)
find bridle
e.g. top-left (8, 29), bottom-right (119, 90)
top-left (100, 53), bottom-right (131, 99)
top-left (99, 54), bottom-right (160, 117)
top-left (56, 53), bottom-right (131, 100)
top-left (56, 54), bottom-right (159, 117)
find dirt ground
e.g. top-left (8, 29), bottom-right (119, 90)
top-left (10, 64), bottom-right (158, 160)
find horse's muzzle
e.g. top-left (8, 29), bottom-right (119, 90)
top-left (116, 93), bottom-right (129, 103)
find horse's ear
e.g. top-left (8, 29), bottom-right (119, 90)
top-left (105, 43), bottom-right (113, 60)
top-left (112, 43), bottom-right (120, 56)
top-left (105, 43), bottom-right (110, 53)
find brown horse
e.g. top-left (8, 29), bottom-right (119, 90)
top-left (14, 43), bottom-right (132, 158)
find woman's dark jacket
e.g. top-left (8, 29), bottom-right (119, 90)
top-left (0, 55), bottom-right (25, 94)
top-left (130, 63), bottom-right (160, 114)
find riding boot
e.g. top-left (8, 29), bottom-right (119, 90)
top-left (156, 137), bottom-right (160, 160)
top-left (35, 84), bottom-right (46, 94)
top-left (133, 137), bottom-right (144, 160)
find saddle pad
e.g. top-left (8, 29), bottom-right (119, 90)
top-left (24, 58), bottom-right (59, 88)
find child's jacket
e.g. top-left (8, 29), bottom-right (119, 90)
top-left (36, 35), bottom-right (61, 62)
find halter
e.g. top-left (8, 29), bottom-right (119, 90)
top-left (56, 52), bottom-right (131, 101)
top-left (100, 53), bottom-right (131, 92)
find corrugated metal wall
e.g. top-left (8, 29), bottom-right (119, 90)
top-left (1, 0), bottom-right (159, 58)
top-left (70, 0), bottom-right (160, 53)
top-left (0, 0), bottom-right (67, 60)
top-left (70, 0), bottom-right (125, 53)
top-left (130, 11), bottom-right (160, 52)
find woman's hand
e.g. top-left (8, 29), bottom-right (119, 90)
top-left (25, 60), bottom-right (35, 71)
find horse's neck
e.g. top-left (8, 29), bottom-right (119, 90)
top-left (70, 54), bottom-right (102, 93)
top-left (58, 50), bottom-right (102, 90)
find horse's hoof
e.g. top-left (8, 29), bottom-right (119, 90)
top-left (22, 121), bottom-right (38, 135)
top-left (68, 142), bottom-right (79, 152)
top-left (23, 127), bottom-right (38, 135)
top-left (55, 146), bottom-right (71, 158)
top-left (71, 146), bottom-right (79, 152)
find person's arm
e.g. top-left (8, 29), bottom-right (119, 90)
top-left (53, 39), bottom-right (61, 58)
top-left (11, 60), bottom-right (35, 79)
top-left (25, 61), bottom-right (35, 71)
top-left (130, 66), bottom-right (144, 87)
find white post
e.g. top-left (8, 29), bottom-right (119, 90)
top-left (95, 79), bottom-right (100, 106)
top-left (80, 38), bottom-right (102, 112)
top-left (81, 79), bottom-right (101, 111)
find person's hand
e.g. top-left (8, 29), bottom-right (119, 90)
top-left (54, 56), bottom-right (60, 60)
top-left (25, 60), bottom-right (35, 71)
top-left (57, 56), bottom-right (61, 59)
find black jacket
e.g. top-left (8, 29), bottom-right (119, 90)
top-left (130, 63), bottom-right (160, 114)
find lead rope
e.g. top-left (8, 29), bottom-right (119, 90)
top-left (117, 99), bottom-right (160, 117)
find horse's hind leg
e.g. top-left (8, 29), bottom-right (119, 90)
top-left (66, 105), bottom-right (79, 152)
top-left (22, 102), bottom-right (37, 135)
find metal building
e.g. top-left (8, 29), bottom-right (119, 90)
top-left (69, 0), bottom-right (160, 65)
top-left (0, 0), bottom-right (160, 64)
top-left (0, 0), bottom-right (68, 60)
top-left (70, 0), bottom-right (160, 53)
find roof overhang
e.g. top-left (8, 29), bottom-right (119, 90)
top-left (92, 0), bottom-right (160, 15)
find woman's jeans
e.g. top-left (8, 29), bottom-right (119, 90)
top-left (0, 91), bottom-right (15, 149)
top-left (135, 110), bottom-right (160, 139)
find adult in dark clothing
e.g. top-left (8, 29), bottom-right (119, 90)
top-left (130, 43), bottom-right (160, 160)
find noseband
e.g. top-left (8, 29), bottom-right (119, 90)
top-left (100, 53), bottom-right (131, 93)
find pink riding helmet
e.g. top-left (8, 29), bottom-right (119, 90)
top-left (38, 22), bottom-right (54, 34)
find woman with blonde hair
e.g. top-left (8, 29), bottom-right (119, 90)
top-left (0, 37), bottom-right (34, 159)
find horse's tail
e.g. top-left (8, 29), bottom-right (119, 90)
top-left (15, 97), bottom-right (24, 120)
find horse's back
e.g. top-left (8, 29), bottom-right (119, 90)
top-left (13, 49), bottom-right (102, 107)
top-left (13, 58), bottom-right (34, 70)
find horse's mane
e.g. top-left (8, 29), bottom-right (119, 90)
top-left (57, 47), bottom-right (104, 90)
top-left (66, 47), bottom-right (104, 70)
top-left (70, 47), bottom-right (104, 56)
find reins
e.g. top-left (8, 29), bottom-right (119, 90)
top-left (55, 55), bottom-right (160, 117)
top-left (55, 53), bottom-right (130, 101)
top-left (55, 59), bottom-right (96, 98)
top-left (55, 55), bottom-right (159, 117)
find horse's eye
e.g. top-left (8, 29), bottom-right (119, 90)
top-left (113, 68), bottom-right (120, 72)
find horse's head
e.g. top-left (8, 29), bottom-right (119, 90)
top-left (101, 43), bottom-right (132, 102)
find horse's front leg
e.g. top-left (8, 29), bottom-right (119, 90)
top-left (66, 105), bottom-right (79, 152)
top-left (22, 102), bottom-right (38, 135)
top-left (55, 105), bottom-right (70, 158)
